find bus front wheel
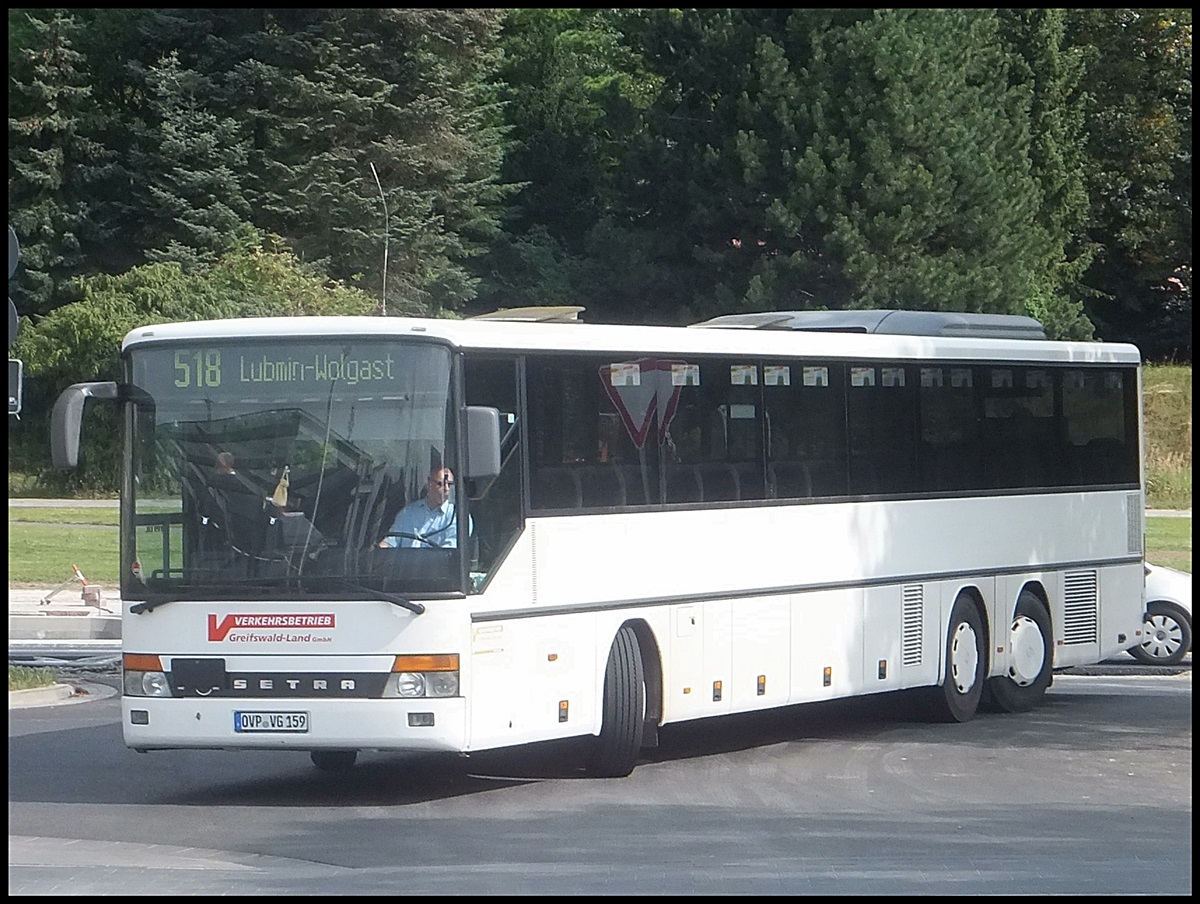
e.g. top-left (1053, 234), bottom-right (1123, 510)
top-left (588, 625), bottom-right (645, 777)
top-left (927, 594), bottom-right (985, 723)
top-left (986, 591), bottom-right (1052, 713)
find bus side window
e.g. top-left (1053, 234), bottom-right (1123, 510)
top-left (529, 355), bottom-right (664, 510)
top-left (464, 356), bottom-right (522, 588)
top-left (848, 363), bottom-right (918, 495)
top-left (918, 365), bottom-right (982, 492)
top-left (764, 361), bottom-right (848, 499)
top-left (1062, 367), bottom-right (1137, 487)
top-left (666, 358), bottom-right (765, 503)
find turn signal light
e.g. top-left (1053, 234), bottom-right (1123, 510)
top-left (392, 654), bottom-right (459, 672)
top-left (124, 653), bottom-right (164, 671)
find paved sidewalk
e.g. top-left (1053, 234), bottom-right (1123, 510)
top-left (9, 585), bottom-right (121, 642)
top-left (8, 584), bottom-right (122, 678)
top-left (8, 582), bottom-right (121, 708)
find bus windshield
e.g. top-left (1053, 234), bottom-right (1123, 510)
top-left (125, 338), bottom-right (462, 600)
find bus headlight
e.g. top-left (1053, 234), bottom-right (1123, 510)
top-left (393, 672), bottom-right (425, 698)
top-left (383, 654), bottom-right (460, 698)
top-left (124, 670), bottom-right (171, 697)
top-left (424, 671), bottom-right (459, 697)
top-left (123, 653), bottom-right (172, 697)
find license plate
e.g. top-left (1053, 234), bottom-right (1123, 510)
top-left (234, 711), bottom-right (309, 733)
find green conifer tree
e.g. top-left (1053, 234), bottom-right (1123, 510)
top-left (8, 11), bottom-right (112, 316)
top-left (201, 9), bottom-right (512, 315)
top-left (132, 51), bottom-right (255, 269)
top-left (998, 8), bottom-right (1095, 339)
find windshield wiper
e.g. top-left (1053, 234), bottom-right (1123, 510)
top-left (131, 580), bottom-right (424, 615)
top-left (130, 598), bottom-right (174, 614)
top-left (331, 580), bottom-right (425, 615)
top-left (129, 578), bottom-right (303, 613)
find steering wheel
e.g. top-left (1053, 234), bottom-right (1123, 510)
top-left (380, 531), bottom-right (442, 549)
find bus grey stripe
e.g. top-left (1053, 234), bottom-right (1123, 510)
top-left (469, 554), bottom-right (1143, 623)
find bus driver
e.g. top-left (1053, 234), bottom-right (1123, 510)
top-left (378, 467), bottom-right (471, 549)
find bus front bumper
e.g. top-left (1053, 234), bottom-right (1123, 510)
top-left (121, 696), bottom-right (467, 753)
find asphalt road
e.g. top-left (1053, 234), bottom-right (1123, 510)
top-left (8, 662), bottom-right (1191, 896)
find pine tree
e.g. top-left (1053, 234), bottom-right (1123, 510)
top-left (199, 8), bottom-right (513, 315)
top-left (1068, 9), bottom-right (1192, 357)
top-left (998, 8), bottom-right (1095, 339)
top-left (132, 51), bottom-right (254, 268)
top-left (631, 9), bottom-right (1065, 323)
top-left (499, 9), bottom-right (1104, 337)
top-left (8, 11), bottom-right (112, 316)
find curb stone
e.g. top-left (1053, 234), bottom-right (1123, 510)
top-left (7, 681), bottom-right (118, 710)
top-left (9, 683), bottom-right (75, 709)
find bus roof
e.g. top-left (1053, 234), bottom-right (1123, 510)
top-left (121, 313), bottom-right (1141, 365)
top-left (689, 309), bottom-right (1048, 340)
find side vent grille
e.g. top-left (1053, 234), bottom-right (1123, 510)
top-left (902, 585), bottom-right (923, 666)
top-left (1063, 570), bottom-right (1098, 645)
top-left (1126, 493), bottom-right (1143, 555)
top-left (530, 523), bottom-right (539, 605)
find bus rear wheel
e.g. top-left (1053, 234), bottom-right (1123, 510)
top-left (310, 750), bottom-right (357, 771)
top-left (986, 591), bottom-right (1052, 713)
top-left (588, 625), bottom-right (645, 777)
top-left (926, 593), bottom-right (985, 723)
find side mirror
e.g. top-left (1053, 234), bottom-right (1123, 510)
top-left (50, 381), bottom-right (118, 468)
top-left (465, 405), bottom-right (501, 481)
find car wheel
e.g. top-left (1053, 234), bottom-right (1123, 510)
top-left (1129, 602), bottom-right (1192, 666)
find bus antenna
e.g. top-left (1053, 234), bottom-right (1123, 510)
top-left (369, 162), bottom-right (389, 316)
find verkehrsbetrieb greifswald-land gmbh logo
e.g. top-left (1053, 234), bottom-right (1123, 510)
top-left (208, 613), bottom-right (335, 643)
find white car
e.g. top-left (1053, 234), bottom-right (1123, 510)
top-left (1129, 563), bottom-right (1193, 666)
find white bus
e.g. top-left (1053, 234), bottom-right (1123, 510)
top-left (51, 309), bottom-right (1147, 774)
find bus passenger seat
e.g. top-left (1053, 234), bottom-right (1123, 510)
top-left (665, 464), bottom-right (703, 504)
top-left (578, 464), bottom-right (627, 508)
top-left (768, 461), bottom-right (812, 499)
top-left (695, 462), bottom-right (741, 502)
top-left (734, 461), bottom-right (766, 500)
top-left (534, 466), bottom-right (582, 510)
top-left (621, 464), bottom-right (653, 506)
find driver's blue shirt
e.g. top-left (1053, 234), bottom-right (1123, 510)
top-left (381, 500), bottom-right (470, 548)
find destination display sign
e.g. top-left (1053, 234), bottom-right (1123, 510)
top-left (131, 341), bottom-right (421, 398)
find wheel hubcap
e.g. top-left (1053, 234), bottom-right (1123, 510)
top-left (1007, 615), bottom-right (1045, 686)
top-left (1140, 613), bottom-right (1183, 660)
top-left (950, 622), bottom-right (979, 693)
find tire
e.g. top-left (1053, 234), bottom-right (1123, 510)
top-left (588, 626), bottom-right (645, 777)
top-left (987, 591), bottom-right (1053, 713)
top-left (926, 593), bottom-right (985, 723)
top-left (310, 750), bottom-right (358, 772)
top-left (1129, 602), bottom-right (1192, 666)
